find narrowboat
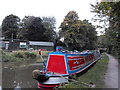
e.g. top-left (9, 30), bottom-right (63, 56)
top-left (32, 47), bottom-right (102, 89)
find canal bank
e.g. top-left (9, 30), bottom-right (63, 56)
top-left (2, 50), bottom-right (48, 88)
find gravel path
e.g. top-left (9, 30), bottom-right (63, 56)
top-left (105, 54), bottom-right (118, 88)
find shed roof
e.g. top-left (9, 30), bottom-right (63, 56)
top-left (29, 41), bottom-right (54, 46)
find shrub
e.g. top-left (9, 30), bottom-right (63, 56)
top-left (2, 50), bottom-right (37, 62)
top-left (2, 51), bottom-right (21, 62)
top-left (2, 51), bottom-right (10, 62)
top-left (24, 51), bottom-right (36, 59)
top-left (13, 52), bottom-right (24, 58)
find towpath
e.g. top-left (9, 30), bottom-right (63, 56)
top-left (0, 51), bottom-right (2, 89)
top-left (105, 54), bottom-right (119, 88)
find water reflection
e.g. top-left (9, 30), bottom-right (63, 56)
top-left (2, 64), bottom-right (43, 88)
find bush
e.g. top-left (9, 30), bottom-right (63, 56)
top-left (2, 51), bottom-right (22, 62)
top-left (2, 51), bottom-right (10, 62)
top-left (111, 47), bottom-right (120, 63)
top-left (24, 51), bottom-right (36, 59)
top-left (13, 52), bottom-right (24, 58)
top-left (2, 51), bottom-right (36, 62)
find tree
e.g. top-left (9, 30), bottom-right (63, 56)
top-left (42, 16), bottom-right (57, 41)
top-left (27, 17), bottom-right (47, 41)
top-left (97, 35), bottom-right (107, 48)
top-left (17, 16), bottom-right (35, 40)
top-left (0, 26), bottom-right (2, 37)
top-left (18, 16), bottom-right (57, 42)
top-left (59, 11), bottom-right (82, 50)
top-left (91, 2), bottom-right (120, 61)
top-left (59, 11), bottom-right (97, 51)
top-left (81, 20), bottom-right (97, 50)
top-left (2, 14), bottom-right (20, 39)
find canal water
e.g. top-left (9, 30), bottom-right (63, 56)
top-left (2, 63), bottom-right (43, 88)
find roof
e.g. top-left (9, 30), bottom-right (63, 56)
top-left (29, 41), bottom-right (54, 46)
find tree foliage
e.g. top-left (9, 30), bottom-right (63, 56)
top-left (2, 14), bottom-right (20, 39)
top-left (17, 16), bottom-right (57, 41)
top-left (42, 16), bottom-right (57, 41)
top-left (91, 2), bottom-right (120, 60)
top-left (27, 17), bottom-right (47, 41)
top-left (1, 14), bottom-right (57, 42)
top-left (17, 16), bottom-right (35, 40)
top-left (0, 26), bottom-right (2, 37)
top-left (59, 11), bottom-right (97, 51)
top-left (97, 35), bottom-right (107, 48)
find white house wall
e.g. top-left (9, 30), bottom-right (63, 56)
top-left (29, 41), bottom-right (54, 46)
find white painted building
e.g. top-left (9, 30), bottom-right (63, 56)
top-left (29, 41), bottom-right (54, 51)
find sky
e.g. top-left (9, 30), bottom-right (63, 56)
top-left (0, 0), bottom-right (103, 35)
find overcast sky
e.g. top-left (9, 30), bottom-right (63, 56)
top-left (0, 0), bottom-right (103, 34)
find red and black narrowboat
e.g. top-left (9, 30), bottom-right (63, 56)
top-left (32, 47), bottom-right (101, 89)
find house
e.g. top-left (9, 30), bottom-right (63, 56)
top-left (0, 39), bottom-right (54, 51)
top-left (29, 41), bottom-right (54, 51)
top-left (0, 39), bottom-right (28, 51)
top-left (0, 39), bottom-right (9, 50)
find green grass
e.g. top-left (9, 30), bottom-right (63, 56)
top-left (2, 50), bottom-right (51, 63)
top-left (33, 50), bottom-right (52, 62)
top-left (2, 50), bottom-right (36, 62)
top-left (61, 53), bottom-right (109, 88)
top-left (33, 50), bottom-right (52, 56)
top-left (2, 50), bottom-right (51, 67)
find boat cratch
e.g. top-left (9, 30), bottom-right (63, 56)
top-left (32, 47), bottom-right (102, 89)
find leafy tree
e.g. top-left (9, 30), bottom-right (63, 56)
top-left (27, 17), bottom-right (47, 41)
top-left (17, 16), bottom-right (35, 40)
top-left (42, 16), bottom-right (57, 41)
top-left (91, 2), bottom-right (120, 60)
top-left (59, 11), bottom-right (82, 50)
top-left (2, 14), bottom-right (20, 39)
top-left (81, 20), bottom-right (97, 50)
top-left (18, 16), bottom-right (57, 42)
top-left (97, 35), bottom-right (107, 48)
top-left (59, 11), bottom-right (97, 51)
top-left (0, 26), bottom-right (2, 37)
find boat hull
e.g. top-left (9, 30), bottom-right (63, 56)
top-left (33, 49), bottom-right (102, 89)
top-left (38, 83), bottom-right (60, 89)
top-left (38, 76), bottom-right (68, 89)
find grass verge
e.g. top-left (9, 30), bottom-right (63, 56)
top-left (2, 50), bottom-right (36, 62)
top-left (32, 50), bottom-right (52, 62)
top-left (2, 50), bottom-right (51, 67)
top-left (61, 53), bottom-right (109, 88)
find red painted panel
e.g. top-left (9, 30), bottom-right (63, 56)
top-left (68, 57), bottom-right (85, 70)
top-left (85, 55), bottom-right (94, 62)
top-left (47, 55), bottom-right (67, 74)
top-left (38, 83), bottom-right (59, 88)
